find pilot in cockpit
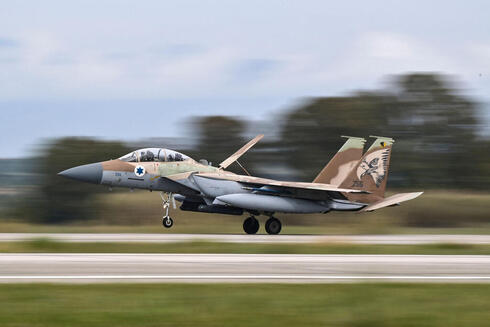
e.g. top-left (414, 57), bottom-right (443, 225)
top-left (119, 148), bottom-right (190, 163)
top-left (146, 150), bottom-right (155, 162)
top-left (139, 150), bottom-right (155, 162)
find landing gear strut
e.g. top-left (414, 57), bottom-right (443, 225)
top-left (160, 192), bottom-right (175, 229)
top-left (243, 216), bottom-right (259, 234)
top-left (265, 217), bottom-right (282, 235)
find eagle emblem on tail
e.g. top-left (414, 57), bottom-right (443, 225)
top-left (356, 148), bottom-right (389, 187)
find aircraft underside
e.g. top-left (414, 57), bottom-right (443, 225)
top-left (155, 176), bottom-right (366, 235)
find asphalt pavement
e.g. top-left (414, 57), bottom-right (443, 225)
top-left (2, 233), bottom-right (490, 244)
top-left (1, 253), bottom-right (489, 283)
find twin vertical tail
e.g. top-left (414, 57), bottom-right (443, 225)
top-left (339, 136), bottom-right (395, 203)
top-left (338, 135), bottom-right (424, 209)
top-left (313, 136), bottom-right (366, 186)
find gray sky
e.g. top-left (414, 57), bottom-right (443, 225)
top-left (1, 0), bottom-right (490, 157)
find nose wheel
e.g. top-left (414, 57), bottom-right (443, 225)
top-left (265, 217), bottom-right (282, 235)
top-left (163, 217), bottom-right (173, 228)
top-left (160, 192), bottom-right (175, 229)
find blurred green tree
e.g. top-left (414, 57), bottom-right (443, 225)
top-left (192, 116), bottom-right (250, 174)
top-left (13, 73), bottom-right (490, 227)
top-left (280, 73), bottom-right (490, 189)
top-left (280, 93), bottom-right (396, 180)
top-left (33, 138), bottom-right (130, 223)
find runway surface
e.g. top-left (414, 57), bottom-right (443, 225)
top-left (2, 233), bottom-right (490, 244)
top-left (1, 253), bottom-right (490, 283)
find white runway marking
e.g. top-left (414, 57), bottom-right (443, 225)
top-left (1, 275), bottom-right (490, 280)
top-left (2, 253), bottom-right (490, 283)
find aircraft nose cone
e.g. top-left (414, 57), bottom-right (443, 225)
top-left (58, 162), bottom-right (103, 184)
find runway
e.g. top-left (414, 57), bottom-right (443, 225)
top-left (1, 253), bottom-right (490, 283)
top-left (2, 233), bottom-right (490, 244)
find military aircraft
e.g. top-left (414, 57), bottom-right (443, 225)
top-left (58, 135), bottom-right (422, 234)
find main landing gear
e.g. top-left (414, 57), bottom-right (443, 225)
top-left (161, 192), bottom-right (175, 228)
top-left (242, 216), bottom-right (282, 235)
top-left (243, 216), bottom-right (260, 234)
top-left (265, 217), bottom-right (282, 235)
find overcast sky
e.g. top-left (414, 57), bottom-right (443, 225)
top-left (1, 1), bottom-right (490, 157)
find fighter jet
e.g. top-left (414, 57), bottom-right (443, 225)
top-left (58, 135), bottom-right (422, 234)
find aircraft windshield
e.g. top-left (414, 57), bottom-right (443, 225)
top-left (119, 151), bottom-right (138, 162)
top-left (119, 148), bottom-right (192, 162)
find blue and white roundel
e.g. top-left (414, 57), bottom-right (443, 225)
top-left (134, 165), bottom-right (145, 177)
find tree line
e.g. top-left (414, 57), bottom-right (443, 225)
top-left (15, 73), bottom-right (490, 223)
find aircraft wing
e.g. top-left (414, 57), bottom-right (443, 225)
top-left (219, 134), bottom-right (264, 169)
top-left (361, 192), bottom-right (424, 211)
top-left (194, 172), bottom-right (369, 201)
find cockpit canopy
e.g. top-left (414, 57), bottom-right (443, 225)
top-left (119, 148), bottom-right (192, 163)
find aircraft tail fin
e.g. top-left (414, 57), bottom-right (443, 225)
top-left (339, 136), bottom-right (394, 202)
top-left (313, 136), bottom-right (366, 185)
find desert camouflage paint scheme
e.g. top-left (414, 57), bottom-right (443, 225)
top-left (313, 136), bottom-right (366, 185)
top-left (100, 156), bottom-right (217, 192)
top-left (58, 135), bottom-right (423, 234)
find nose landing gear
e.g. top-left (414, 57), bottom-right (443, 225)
top-left (160, 192), bottom-right (175, 229)
top-left (163, 216), bottom-right (174, 228)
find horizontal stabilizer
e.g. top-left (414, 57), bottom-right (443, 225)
top-left (219, 134), bottom-right (264, 169)
top-left (362, 192), bottom-right (423, 212)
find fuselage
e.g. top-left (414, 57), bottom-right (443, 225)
top-left (58, 147), bottom-right (365, 214)
top-left (100, 159), bottom-right (218, 192)
top-left (57, 136), bottom-right (423, 235)
top-left (59, 148), bottom-right (219, 194)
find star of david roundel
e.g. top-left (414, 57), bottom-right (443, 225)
top-left (134, 165), bottom-right (145, 177)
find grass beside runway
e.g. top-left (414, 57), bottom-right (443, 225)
top-left (3, 190), bottom-right (490, 235)
top-left (2, 239), bottom-right (490, 254)
top-left (0, 283), bottom-right (489, 326)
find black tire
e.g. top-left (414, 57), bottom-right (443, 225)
top-left (243, 217), bottom-right (259, 234)
top-left (265, 217), bottom-right (281, 235)
top-left (163, 217), bottom-right (174, 228)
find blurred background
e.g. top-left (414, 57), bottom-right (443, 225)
top-left (1, 1), bottom-right (489, 233)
